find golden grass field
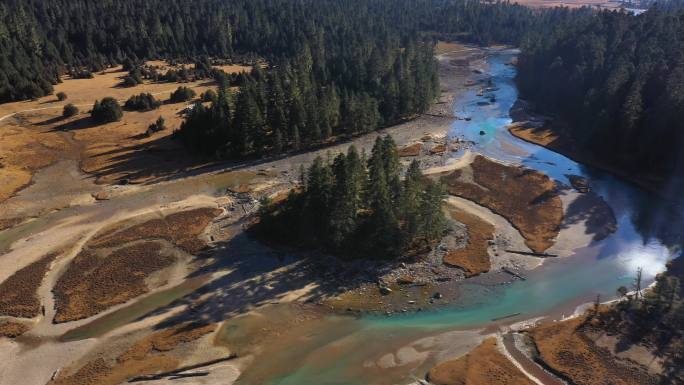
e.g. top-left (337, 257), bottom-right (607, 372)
top-left (442, 155), bottom-right (563, 253)
top-left (0, 62), bottom-right (251, 203)
top-left (444, 207), bottom-right (494, 277)
top-left (529, 317), bottom-right (660, 385)
top-left (428, 337), bottom-right (535, 385)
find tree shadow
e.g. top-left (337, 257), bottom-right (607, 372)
top-left (49, 116), bottom-right (102, 132)
top-left (35, 115), bottom-right (68, 126)
top-left (557, 185), bottom-right (618, 242)
top-left (121, 229), bottom-right (368, 331)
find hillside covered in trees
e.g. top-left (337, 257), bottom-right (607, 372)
top-left (517, 7), bottom-right (684, 183)
top-left (1, 0), bottom-right (574, 103)
top-left (256, 136), bottom-right (447, 259)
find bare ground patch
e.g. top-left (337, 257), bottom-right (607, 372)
top-left (427, 337), bottom-right (535, 385)
top-left (0, 252), bottom-right (59, 318)
top-left (443, 207), bottom-right (494, 277)
top-left (441, 155), bottom-right (562, 253)
top-left (528, 318), bottom-right (661, 385)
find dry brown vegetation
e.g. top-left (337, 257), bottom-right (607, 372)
top-left (52, 242), bottom-right (175, 323)
top-left (0, 217), bottom-right (25, 231)
top-left (511, 0), bottom-right (620, 8)
top-left (430, 144), bottom-right (447, 154)
top-left (50, 322), bottom-right (214, 385)
top-left (120, 322), bottom-right (216, 362)
top-left (428, 337), bottom-right (535, 385)
top-left (0, 252), bottom-right (58, 317)
top-left (529, 318), bottom-right (660, 385)
top-left (443, 208), bottom-right (494, 277)
top-left (0, 62), bottom-right (251, 206)
top-left (434, 41), bottom-right (471, 55)
top-left (0, 115), bottom-right (73, 203)
top-left (0, 320), bottom-right (30, 338)
top-left (90, 207), bottom-right (221, 254)
top-left (52, 208), bottom-right (220, 322)
top-left (441, 155), bottom-right (562, 253)
top-left (398, 143), bottom-right (423, 157)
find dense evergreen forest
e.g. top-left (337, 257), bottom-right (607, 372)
top-left (0, 0), bottom-right (560, 103)
top-left (4, 0), bottom-right (682, 177)
top-left (517, 7), bottom-right (684, 182)
top-left (256, 136), bottom-right (447, 259)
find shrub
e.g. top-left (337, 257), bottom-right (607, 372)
top-left (147, 116), bottom-right (167, 135)
top-left (125, 93), bottom-right (160, 111)
top-left (121, 76), bottom-right (138, 87)
top-left (163, 69), bottom-right (180, 83)
top-left (63, 103), bottom-right (79, 117)
top-left (169, 86), bottom-right (196, 103)
top-left (91, 97), bottom-right (123, 123)
top-left (56, 92), bottom-right (67, 101)
top-left (71, 69), bottom-right (94, 79)
top-left (202, 89), bottom-right (217, 103)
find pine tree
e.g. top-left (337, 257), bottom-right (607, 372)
top-left (401, 160), bottom-right (423, 238)
top-left (418, 180), bottom-right (446, 241)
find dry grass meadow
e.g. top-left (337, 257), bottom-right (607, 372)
top-left (0, 252), bottom-right (58, 318)
top-left (444, 207), bottom-right (494, 277)
top-left (90, 207), bottom-right (222, 254)
top-left (529, 317), bottom-right (661, 385)
top-left (441, 155), bottom-right (563, 253)
top-left (0, 320), bottom-right (30, 338)
top-left (50, 322), bottom-right (216, 385)
top-left (0, 62), bottom-right (251, 202)
top-left (52, 242), bottom-right (176, 323)
top-left (52, 207), bottom-right (221, 322)
top-left (428, 337), bottom-right (535, 385)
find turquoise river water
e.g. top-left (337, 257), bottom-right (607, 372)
top-left (238, 50), bottom-right (682, 385)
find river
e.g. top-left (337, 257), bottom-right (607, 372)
top-left (237, 49), bottom-right (682, 385)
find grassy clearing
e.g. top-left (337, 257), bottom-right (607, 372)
top-left (441, 155), bottom-right (562, 253)
top-left (50, 322), bottom-right (215, 385)
top-left (428, 337), bottom-right (535, 385)
top-left (444, 207), bottom-right (494, 277)
top-left (0, 61), bottom-right (251, 204)
top-left (52, 242), bottom-right (175, 323)
top-left (0, 252), bottom-right (58, 317)
top-left (529, 317), bottom-right (660, 385)
top-left (90, 207), bottom-right (221, 254)
top-left (0, 320), bottom-right (30, 338)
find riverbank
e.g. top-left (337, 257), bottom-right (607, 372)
top-left (0, 42), bottom-right (661, 385)
top-left (507, 99), bottom-right (668, 195)
top-left (0, 43), bottom-right (495, 385)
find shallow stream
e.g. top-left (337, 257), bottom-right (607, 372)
top-left (239, 49), bottom-right (682, 385)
